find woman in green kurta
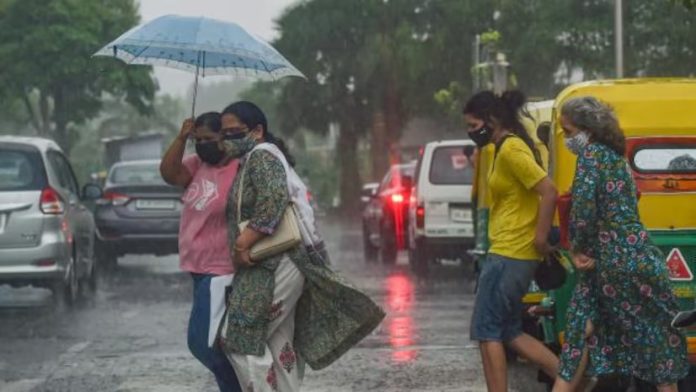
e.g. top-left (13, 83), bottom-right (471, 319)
top-left (553, 97), bottom-right (688, 392)
top-left (216, 101), bottom-right (385, 392)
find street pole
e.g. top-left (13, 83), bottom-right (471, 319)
top-left (473, 34), bottom-right (481, 91)
top-left (615, 0), bottom-right (624, 78)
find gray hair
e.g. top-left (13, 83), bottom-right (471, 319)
top-left (561, 96), bottom-right (617, 132)
top-left (560, 96), bottom-right (626, 155)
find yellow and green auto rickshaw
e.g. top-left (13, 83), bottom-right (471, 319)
top-left (535, 79), bottom-right (696, 390)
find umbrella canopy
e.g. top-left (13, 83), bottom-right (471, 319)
top-left (95, 14), bottom-right (304, 80)
top-left (94, 15), bottom-right (304, 115)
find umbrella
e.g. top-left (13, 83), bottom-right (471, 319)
top-left (94, 14), bottom-right (305, 116)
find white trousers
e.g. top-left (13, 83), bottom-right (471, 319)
top-left (225, 257), bottom-right (306, 392)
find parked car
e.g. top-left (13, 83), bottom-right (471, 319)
top-left (362, 162), bottom-right (416, 264)
top-left (407, 140), bottom-right (476, 274)
top-left (94, 160), bottom-right (183, 265)
top-left (0, 136), bottom-right (101, 305)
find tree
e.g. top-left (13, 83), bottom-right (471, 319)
top-left (0, 0), bottom-right (156, 152)
top-left (274, 0), bottom-right (378, 213)
top-left (674, 0), bottom-right (696, 9)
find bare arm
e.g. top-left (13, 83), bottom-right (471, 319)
top-left (160, 119), bottom-right (194, 187)
top-left (533, 177), bottom-right (558, 255)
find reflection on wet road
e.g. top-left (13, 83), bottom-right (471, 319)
top-left (386, 273), bottom-right (416, 363)
top-left (0, 219), bottom-right (539, 391)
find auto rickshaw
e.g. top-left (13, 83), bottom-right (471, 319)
top-left (533, 78), bottom-right (696, 390)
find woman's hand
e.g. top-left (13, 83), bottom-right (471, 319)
top-left (572, 252), bottom-right (595, 271)
top-left (233, 243), bottom-right (254, 268)
top-left (233, 228), bottom-right (266, 268)
top-left (534, 237), bottom-right (556, 257)
top-left (179, 118), bottom-right (195, 142)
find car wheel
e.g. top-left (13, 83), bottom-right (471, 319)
top-left (54, 251), bottom-right (78, 307)
top-left (363, 226), bottom-right (378, 263)
top-left (87, 253), bottom-right (98, 293)
top-left (380, 227), bottom-right (397, 265)
top-left (409, 244), bottom-right (429, 276)
top-left (96, 240), bottom-right (117, 270)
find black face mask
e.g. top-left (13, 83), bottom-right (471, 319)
top-left (195, 141), bottom-right (225, 165)
top-left (468, 124), bottom-right (493, 148)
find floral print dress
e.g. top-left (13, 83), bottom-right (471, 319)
top-left (221, 146), bottom-right (385, 392)
top-left (558, 143), bottom-right (689, 384)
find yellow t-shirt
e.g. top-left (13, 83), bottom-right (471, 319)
top-left (488, 136), bottom-right (547, 261)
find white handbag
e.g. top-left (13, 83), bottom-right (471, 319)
top-left (236, 151), bottom-right (302, 261)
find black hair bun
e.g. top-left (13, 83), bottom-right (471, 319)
top-left (500, 90), bottom-right (526, 112)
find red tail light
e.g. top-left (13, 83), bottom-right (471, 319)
top-left (34, 259), bottom-right (57, 267)
top-left (416, 205), bottom-right (425, 229)
top-left (40, 187), bottom-right (64, 214)
top-left (391, 194), bottom-right (404, 204)
top-left (98, 191), bottom-right (130, 206)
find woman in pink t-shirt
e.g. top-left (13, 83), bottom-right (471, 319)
top-left (160, 113), bottom-right (241, 392)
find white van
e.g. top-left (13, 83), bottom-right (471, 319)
top-left (407, 140), bottom-right (476, 274)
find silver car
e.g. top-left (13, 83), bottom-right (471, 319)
top-left (0, 136), bottom-right (101, 305)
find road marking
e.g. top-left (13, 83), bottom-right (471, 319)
top-left (66, 341), bottom-right (91, 354)
top-left (122, 309), bottom-right (140, 319)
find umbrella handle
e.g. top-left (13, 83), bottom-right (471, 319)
top-left (191, 51), bottom-right (202, 118)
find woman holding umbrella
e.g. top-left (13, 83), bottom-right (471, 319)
top-left (160, 113), bottom-right (242, 392)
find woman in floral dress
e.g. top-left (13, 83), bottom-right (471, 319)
top-left (553, 97), bottom-right (688, 392)
top-left (216, 101), bottom-right (384, 392)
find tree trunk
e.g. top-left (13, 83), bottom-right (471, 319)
top-left (337, 122), bottom-right (361, 216)
top-left (39, 91), bottom-right (51, 137)
top-left (370, 110), bottom-right (389, 182)
top-left (21, 92), bottom-right (42, 135)
top-left (52, 88), bottom-right (70, 153)
top-left (383, 77), bottom-right (403, 165)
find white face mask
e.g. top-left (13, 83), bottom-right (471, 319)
top-left (564, 132), bottom-right (589, 155)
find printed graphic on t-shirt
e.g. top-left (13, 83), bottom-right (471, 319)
top-left (183, 179), bottom-right (219, 211)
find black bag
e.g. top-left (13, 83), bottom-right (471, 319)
top-left (534, 251), bottom-right (566, 291)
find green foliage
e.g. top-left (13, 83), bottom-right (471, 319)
top-left (258, 0), bottom-right (696, 210)
top-left (0, 0), bottom-right (156, 151)
top-left (673, 0), bottom-right (696, 9)
top-left (434, 82), bottom-right (468, 125)
top-left (69, 94), bottom-right (185, 184)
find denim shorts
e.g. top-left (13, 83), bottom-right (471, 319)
top-left (470, 253), bottom-right (538, 342)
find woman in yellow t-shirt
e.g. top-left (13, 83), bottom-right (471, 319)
top-left (464, 90), bottom-right (559, 392)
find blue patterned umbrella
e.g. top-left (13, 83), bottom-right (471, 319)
top-left (94, 14), bottom-right (304, 115)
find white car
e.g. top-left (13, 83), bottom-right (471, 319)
top-left (407, 140), bottom-right (476, 274)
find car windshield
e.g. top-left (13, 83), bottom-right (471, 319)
top-left (109, 162), bottom-right (165, 185)
top-left (429, 146), bottom-right (474, 185)
top-left (0, 147), bottom-right (46, 191)
top-left (633, 147), bottom-right (696, 174)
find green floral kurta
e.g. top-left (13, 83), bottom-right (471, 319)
top-left (220, 146), bottom-right (385, 370)
top-left (559, 143), bottom-right (689, 384)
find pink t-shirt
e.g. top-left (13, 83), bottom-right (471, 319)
top-left (179, 155), bottom-right (239, 275)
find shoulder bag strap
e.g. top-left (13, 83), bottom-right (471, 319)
top-left (236, 149), bottom-right (258, 223)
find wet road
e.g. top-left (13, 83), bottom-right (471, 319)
top-left (0, 220), bottom-right (539, 391)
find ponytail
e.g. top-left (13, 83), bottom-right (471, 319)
top-left (464, 90), bottom-right (542, 167)
top-left (265, 132), bottom-right (296, 167)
